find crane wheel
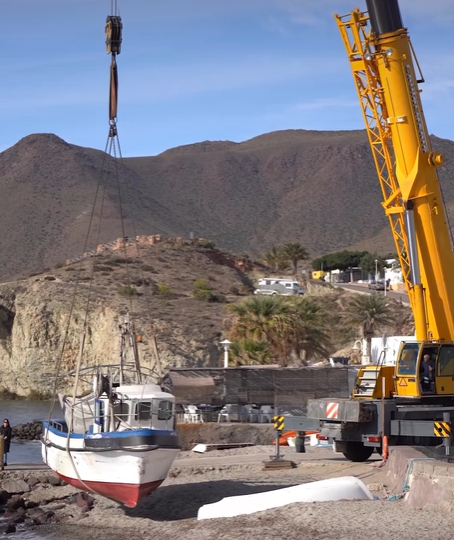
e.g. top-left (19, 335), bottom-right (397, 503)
top-left (342, 442), bottom-right (374, 462)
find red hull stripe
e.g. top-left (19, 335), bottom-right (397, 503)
top-left (57, 473), bottom-right (164, 508)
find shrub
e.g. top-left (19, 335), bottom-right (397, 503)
top-left (156, 283), bottom-right (171, 295)
top-left (194, 278), bottom-right (211, 291)
top-left (194, 289), bottom-right (214, 302)
top-left (118, 285), bottom-right (138, 296)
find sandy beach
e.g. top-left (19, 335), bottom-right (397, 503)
top-left (29, 445), bottom-right (454, 540)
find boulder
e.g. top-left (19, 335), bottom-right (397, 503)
top-left (2, 479), bottom-right (30, 494)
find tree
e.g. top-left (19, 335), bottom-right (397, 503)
top-left (229, 339), bottom-right (271, 366)
top-left (226, 295), bottom-right (332, 365)
top-left (359, 253), bottom-right (385, 276)
top-left (312, 250), bottom-right (368, 272)
top-left (282, 243), bottom-right (309, 275)
top-left (342, 294), bottom-right (396, 360)
top-left (263, 246), bottom-right (290, 273)
top-left (227, 295), bottom-right (293, 344)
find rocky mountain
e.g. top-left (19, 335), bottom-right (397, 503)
top-left (0, 236), bottom-right (415, 398)
top-left (0, 238), bottom-right (265, 398)
top-left (2, 129), bottom-right (454, 281)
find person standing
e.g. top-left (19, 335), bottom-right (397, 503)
top-left (0, 419), bottom-right (12, 466)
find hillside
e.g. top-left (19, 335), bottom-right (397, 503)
top-left (0, 239), bottom-right (413, 397)
top-left (1, 129), bottom-right (454, 279)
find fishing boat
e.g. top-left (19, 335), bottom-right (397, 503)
top-left (41, 4), bottom-right (180, 508)
top-left (41, 314), bottom-right (180, 508)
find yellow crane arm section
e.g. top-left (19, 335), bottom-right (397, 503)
top-left (335, 1), bottom-right (454, 342)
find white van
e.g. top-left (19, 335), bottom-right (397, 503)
top-left (254, 278), bottom-right (305, 296)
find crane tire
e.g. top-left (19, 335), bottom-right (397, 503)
top-left (342, 442), bottom-right (374, 462)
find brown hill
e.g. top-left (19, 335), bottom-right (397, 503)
top-left (0, 238), bottom-right (412, 397)
top-left (1, 130), bottom-right (454, 280)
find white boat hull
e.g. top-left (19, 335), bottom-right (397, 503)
top-left (42, 424), bottom-right (179, 507)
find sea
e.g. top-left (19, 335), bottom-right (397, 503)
top-left (0, 400), bottom-right (65, 540)
top-left (0, 400), bottom-right (62, 463)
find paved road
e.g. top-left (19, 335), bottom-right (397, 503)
top-left (336, 283), bottom-right (409, 305)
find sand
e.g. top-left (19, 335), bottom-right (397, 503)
top-left (35, 445), bottom-right (454, 540)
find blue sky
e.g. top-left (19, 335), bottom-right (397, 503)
top-left (2, 0), bottom-right (454, 157)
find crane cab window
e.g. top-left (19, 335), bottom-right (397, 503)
top-left (397, 343), bottom-right (420, 375)
top-left (438, 345), bottom-right (454, 377)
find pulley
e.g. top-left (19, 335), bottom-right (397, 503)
top-left (106, 15), bottom-right (123, 55)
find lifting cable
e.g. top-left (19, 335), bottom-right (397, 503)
top-left (48, 0), bottom-right (162, 440)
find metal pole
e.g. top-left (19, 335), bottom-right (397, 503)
top-left (224, 347), bottom-right (228, 368)
top-left (381, 375), bottom-right (388, 460)
top-left (443, 411), bottom-right (450, 457)
top-left (273, 407), bottom-right (281, 460)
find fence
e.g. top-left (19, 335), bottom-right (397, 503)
top-left (163, 365), bottom-right (359, 417)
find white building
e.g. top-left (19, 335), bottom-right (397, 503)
top-left (362, 335), bottom-right (415, 365)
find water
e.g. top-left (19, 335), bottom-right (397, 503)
top-left (0, 400), bottom-right (63, 463)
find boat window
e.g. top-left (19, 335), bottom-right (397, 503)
top-left (113, 402), bottom-right (129, 421)
top-left (135, 401), bottom-right (152, 421)
top-left (438, 345), bottom-right (454, 377)
top-left (397, 343), bottom-right (420, 375)
top-left (157, 400), bottom-right (173, 421)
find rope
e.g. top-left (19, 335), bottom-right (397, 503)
top-left (386, 457), bottom-right (435, 501)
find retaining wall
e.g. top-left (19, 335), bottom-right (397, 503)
top-left (388, 446), bottom-right (454, 507)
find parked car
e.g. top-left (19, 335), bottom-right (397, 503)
top-left (368, 279), bottom-right (388, 291)
top-left (375, 279), bottom-right (386, 291)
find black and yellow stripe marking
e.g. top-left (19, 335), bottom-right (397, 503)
top-left (434, 421), bottom-right (451, 438)
top-left (273, 415), bottom-right (284, 431)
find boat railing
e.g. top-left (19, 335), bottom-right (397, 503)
top-left (53, 363), bottom-right (159, 388)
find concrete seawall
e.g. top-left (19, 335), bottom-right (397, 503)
top-left (388, 446), bottom-right (454, 507)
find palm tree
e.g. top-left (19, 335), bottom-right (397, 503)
top-left (287, 297), bottom-right (332, 360)
top-left (226, 295), bottom-right (293, 344)
top-left (263, 246), bottom-right (289, 273)
top-left (229, 339), bottom-right (271, 366)
top-left (283, 243), bottom-right (309, 275)
top-left (226, 295), bottom-right (332, 365)
top-left (342, 294), bottom-right (397, 360)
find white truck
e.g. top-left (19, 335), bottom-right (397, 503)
top-left (254, 278), bottom-right (305, 296)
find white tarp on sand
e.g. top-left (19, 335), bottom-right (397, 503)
top-left (197, 476), bottom-right (373, 520)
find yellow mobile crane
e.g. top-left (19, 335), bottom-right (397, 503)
top-left (285, 0), bottom-right (454, 461)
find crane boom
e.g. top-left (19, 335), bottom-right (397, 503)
top-left (283, 1), bottom-right (454, 462)
top-left (335, 0), bottom-right (454, 398)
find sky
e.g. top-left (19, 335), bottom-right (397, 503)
top-left (2, 0), bottom-right (454, 157)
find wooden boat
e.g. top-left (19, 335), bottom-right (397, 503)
top-left (41, 6), bottom-right (180, 508)
top-left (41, 315), bottom-right (180, 508)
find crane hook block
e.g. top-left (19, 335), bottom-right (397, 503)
top-left (106, 15), bottom-right (123, 55)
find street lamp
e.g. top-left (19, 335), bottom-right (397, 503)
top-left (220, 339), bottom-right (232, 368)
top-left (374, 259), bottom-right (378, 281)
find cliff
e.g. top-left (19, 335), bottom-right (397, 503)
top-left (0, 239), bottom-right (260, 398)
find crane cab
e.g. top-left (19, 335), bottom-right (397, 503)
top-left (395, 341), bottom-right (454, 398)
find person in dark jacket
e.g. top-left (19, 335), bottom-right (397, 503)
top-left (0, 419), bottom-right (12, 466)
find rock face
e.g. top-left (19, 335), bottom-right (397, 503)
top-left (0, 241), bottom-right (259, 398)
